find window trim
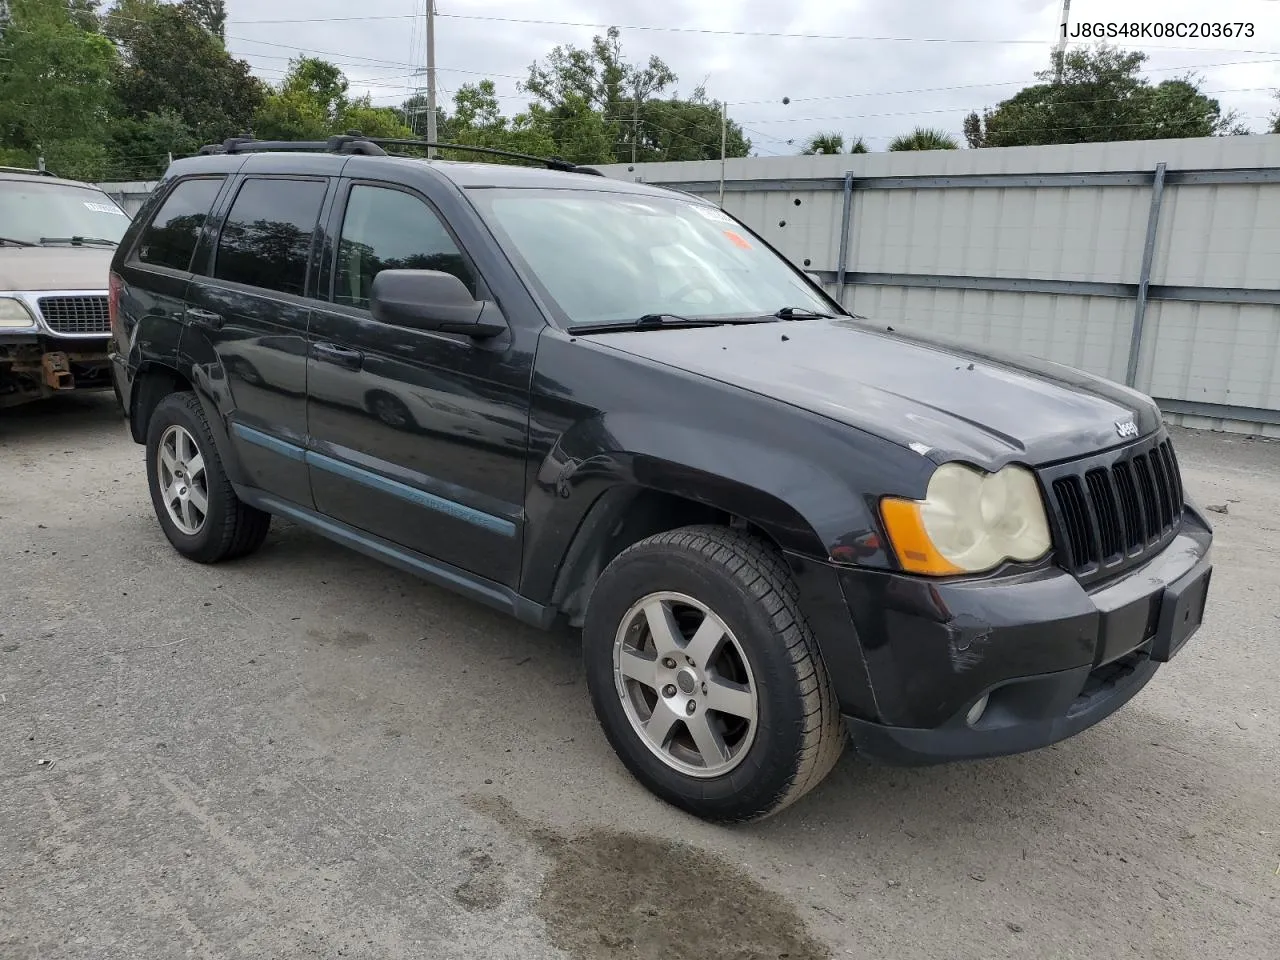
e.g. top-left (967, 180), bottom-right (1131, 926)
top-left (127, 175), bottom-right (229, 276)
top-left (207, 174), bottom-right (332, 299)
top-left (320, 178), bottom-right (489, 313)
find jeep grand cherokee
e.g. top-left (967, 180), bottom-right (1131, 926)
top-left (107, 136), bottom-right (1213, 823)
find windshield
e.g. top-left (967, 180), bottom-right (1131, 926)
top-left (469, 188), bottom-right (833, 326)
top-left (0, 179), bottom-right (130, 245)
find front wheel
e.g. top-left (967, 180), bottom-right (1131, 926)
top-left (583, 525), bottom-right (846, 823)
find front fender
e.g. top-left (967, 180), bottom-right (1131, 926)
top-left (519, 411), bottom-right (916, 606)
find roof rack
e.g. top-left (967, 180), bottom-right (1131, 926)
top-left (0, 165), bottom-right (55, 177)
top-left (196, 132), bottom-right (606, 176)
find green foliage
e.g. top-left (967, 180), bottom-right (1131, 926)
top-left (253, 57), bottom-right (413, 142)
top-left (1270, 91), bottom-right (1280, 135)
top-left (107, 0), bottom-right (264, 146)
top-left (888, 127), bottom-right (959, 151)
top-left (520, 26), bottom-right (749, 163)
top-left (967, 46), bottom-right (1237, 148)
top-left (0, 0), bottom-right (118, 180)
top-left (106, 108), bottom-right (197, 180)
top-left (801, 132), bottom-right (844, 155)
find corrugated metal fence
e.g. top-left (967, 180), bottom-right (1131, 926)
top-left (99, 134), bottom-right (1280, 436)
top-left (596, 135), bottom-right (1280, 438)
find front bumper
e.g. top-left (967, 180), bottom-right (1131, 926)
top-left (795, 506), bottom-right (1213, 765)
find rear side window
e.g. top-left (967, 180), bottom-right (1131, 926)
top-left (213, 178), bottom-right (327, 297)
top-left (136, 177), bottom-right (224, 271)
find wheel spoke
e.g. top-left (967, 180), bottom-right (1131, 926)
top-left (705, 676), bottom-right (753, 719)
top-left (186, 451), bottom-right (205, 483)
top-left (188, 484), bottom-right (208, 515)
top-left (643, 699), bottom-right (681, 750)
top-left (172, 430), bottom-right (189, 464)
top-left (160, 446), bottom-right (178, 475)
top-left (179, 498), bottom-right (198, 531)
top-left (687, 712), bottom-right (730, 767)
top-left (683, 614), bottom-right (726, 670)
top-left (642, 600), bottom-right (683, 657)
top-left (618, 648), bottom-right (658, 690)
top-left (164, 482), bottom-right (181, 505)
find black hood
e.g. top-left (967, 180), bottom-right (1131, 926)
top-left (580, 317), bottom-right (1163, 469)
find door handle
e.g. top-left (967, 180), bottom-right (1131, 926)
top-left (312, 341), bottom-right (364, 370)
top-left (186, 307), bottom-right (224, 330)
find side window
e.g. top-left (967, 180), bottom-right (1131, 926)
top-left (213, 178), bottom-right (327, 297)
top-left (136, 177), bottom-right (224, 271)
top-left (334, 184), bottom-right (476, 309)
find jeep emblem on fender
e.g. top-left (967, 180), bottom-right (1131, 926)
top-left (1116, 419), bottom-right (1139, 439)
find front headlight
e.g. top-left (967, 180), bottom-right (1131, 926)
top-left (880, 462), bottom-right (1052, 575)
top-left (0, 297), bottom-right (37, 329)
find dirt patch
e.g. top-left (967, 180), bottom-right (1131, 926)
top-left (452, 848), bottom-right (508, 912)
top-left (306, 627), bottom-right (374, 649)
top-left (466, 794), bottom-right (830, 960)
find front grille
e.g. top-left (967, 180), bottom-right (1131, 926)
top-left (38, 296), bottom-right (110, 335)
top-left (1041, 433), bottom-right (1185, 584)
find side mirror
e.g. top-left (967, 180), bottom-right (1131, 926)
top-left (369, 269), bottom-right (507, 339)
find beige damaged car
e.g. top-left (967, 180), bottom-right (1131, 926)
top-left (0, 166), bottom-right (130, 409)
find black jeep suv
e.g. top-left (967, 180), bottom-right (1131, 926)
top-left (107, 135), bottom-right (1213, 823)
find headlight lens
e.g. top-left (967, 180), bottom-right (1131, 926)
top-left (880, 463), bottom-right (1052, 575)
top-left (0, 297), bottom-right (36, 328)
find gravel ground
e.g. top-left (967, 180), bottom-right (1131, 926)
top-left (1, 392), bottom-right (1277, 960)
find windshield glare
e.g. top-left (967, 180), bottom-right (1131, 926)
top-left (0, 180), bottom-right (130, 245)
top-left (472, 189), bottom-right (832, 325)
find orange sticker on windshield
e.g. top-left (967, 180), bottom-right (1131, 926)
top-left (723, 230), bottom-right (751, 249)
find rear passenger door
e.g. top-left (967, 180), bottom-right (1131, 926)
top-left (186, 175), bottom-right (334, 508)
top-left (304, 179), bottom-right (532, 587)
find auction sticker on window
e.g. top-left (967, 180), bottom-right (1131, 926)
top-left (84, 201), bottom-right (125, 215)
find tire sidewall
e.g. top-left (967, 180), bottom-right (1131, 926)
top-left (584, 543), bottom-right (811, 820)
top-left (144, 394), bottom-right (229, 561)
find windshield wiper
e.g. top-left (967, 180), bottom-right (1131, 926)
top-left (566, 313), bottom-right (775, 335)
top-left (38, 236), bottom-right (118, 247)
top-left (774, 306), bottom-right (832, 319)
top-left (0, 236), bottom-right (35, 247)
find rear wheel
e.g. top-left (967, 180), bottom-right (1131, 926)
top-left (583, 525), bottom-right (846, 822)
top-left (145, 391), bottom-right (271, 563)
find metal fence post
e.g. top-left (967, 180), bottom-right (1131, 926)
top-left (1126, 161), bottom-right (1167, 387)
top-left (835, 171), bottom-right (854, 304)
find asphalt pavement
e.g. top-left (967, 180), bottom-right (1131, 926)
top-left (2, 392), bottom-right (1277, 960)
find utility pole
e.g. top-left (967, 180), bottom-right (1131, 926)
top-left (1054, 0), bottom-right (1072, 83)
top-left (632, 97), bottom-right (639, 165)
top-left (425, 0), bottom-right (437, 158)
top-left (719, 100), bottom-right (727, 207)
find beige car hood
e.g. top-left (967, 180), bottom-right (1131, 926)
top-left (0, 247), bottom-right (113, 292)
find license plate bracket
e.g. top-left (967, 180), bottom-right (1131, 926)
top-left (1149, 560), bottom-right (1212, 663)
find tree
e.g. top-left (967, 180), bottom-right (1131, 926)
top-left (1270, 91), bottom-right (1279, 134)
top-left (107, 0), bottom-right (264, 146)
top-left (0, 0), bottom-right (118, 179)
top-left (253, 57), bottom-right (413, 142)
top-left (522, 26), bottom-right (748, 164)
top-left (968, 45), bottom-right (1237, 147)
top-left (888, 127), bottom-right (959, 151)
top-left (106, 108), bottom-right (197, 179)
top-left (802, 132), bottom-right (844, 155)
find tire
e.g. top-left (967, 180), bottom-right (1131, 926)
top-left (144, 391), bottom-right (271, 563)
top-left (583, 524), bottom-right (846, 823)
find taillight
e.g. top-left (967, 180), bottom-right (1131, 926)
top-left (108, 271), bottom-right (122, 338)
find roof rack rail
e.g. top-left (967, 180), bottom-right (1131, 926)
top-left (195, 132), bottom-right (606, 176)
top-left (0, 164), bottom-right (56, 177)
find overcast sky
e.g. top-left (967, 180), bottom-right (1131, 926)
top-left (223, 0), bottom-right (1280, 154)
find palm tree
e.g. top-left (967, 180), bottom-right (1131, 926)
top-left (887, 127), bottom-right (960, 151)
top-left (801, 132), bottom-right (844, 155)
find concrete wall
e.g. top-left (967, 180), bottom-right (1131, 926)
top-left (596, 135), bottom-right (1280, 437)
